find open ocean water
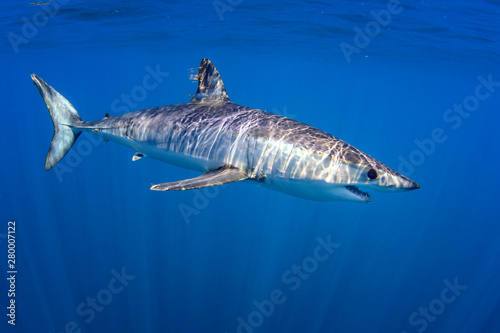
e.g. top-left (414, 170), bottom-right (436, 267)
top-left (1, 0), bottom-right (500, 332)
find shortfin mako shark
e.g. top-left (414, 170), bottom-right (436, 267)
top-left (31, 58), bottom-right (419, 202)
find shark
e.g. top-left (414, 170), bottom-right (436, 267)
top-left (31, 58), bottom-right (419, 202)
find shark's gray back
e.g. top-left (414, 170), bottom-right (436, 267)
top-left (82, 101), bottom-right (380, 182)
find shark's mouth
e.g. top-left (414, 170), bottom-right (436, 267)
top-left (346, 186), bottom-right (371, 203)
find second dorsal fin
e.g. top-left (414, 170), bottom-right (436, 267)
top-left (190, 58), bottom-right (229, 104)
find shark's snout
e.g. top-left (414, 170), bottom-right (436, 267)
top-left (372, 172), bottom-right (421, 193)
top-left (407, 180), bottom-right (421, 190)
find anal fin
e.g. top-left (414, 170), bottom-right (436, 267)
top-left (150, 165), bottom-right (247, 191)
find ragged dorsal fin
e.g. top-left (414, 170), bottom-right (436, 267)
top-left (190, 58), bottom-right (229, 104)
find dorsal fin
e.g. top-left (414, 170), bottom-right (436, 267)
top-left (190, 58), bottom-right (229, 104)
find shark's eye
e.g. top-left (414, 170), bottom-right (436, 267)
top-left (367, 169), bottom-right (378, 180)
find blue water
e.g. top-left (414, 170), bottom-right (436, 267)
top-left (1, 1), bottom-right (500, 332)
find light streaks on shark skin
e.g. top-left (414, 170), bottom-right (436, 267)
top-left (32, 58), bottom-right (419, 204)
top-left (176, 106), bottom-right (297, 225)
top-left (84, 101), bottom-right (416, 196)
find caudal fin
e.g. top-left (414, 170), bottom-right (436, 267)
top-left (31, 74), bottom-right (83, 170)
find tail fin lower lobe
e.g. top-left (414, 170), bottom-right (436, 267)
top-left (31, 74), bottom-right (83, 170)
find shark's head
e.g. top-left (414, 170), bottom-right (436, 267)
top-left (267, 147), bottom-right (420, 203)
top-left (325, 145), bottom-right (420, 203)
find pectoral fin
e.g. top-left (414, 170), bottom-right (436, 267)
top-left (150, 165), bottom-right (248, 191)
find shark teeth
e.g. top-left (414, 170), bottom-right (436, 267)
top-left (345, 185), bottom-right (371, 202)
